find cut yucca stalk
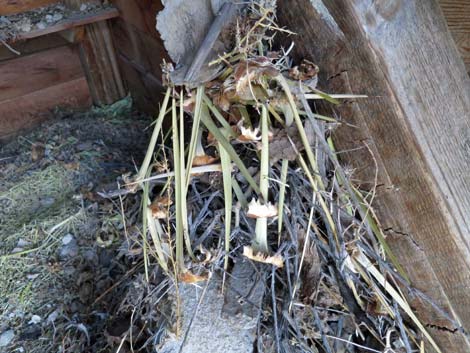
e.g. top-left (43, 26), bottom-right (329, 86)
top-left (253, 104), bottom-right (270, 253)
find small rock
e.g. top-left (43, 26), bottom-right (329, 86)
top-left (47, 310), bottom-right (59, 324)
top-left (80, 4), bottom-right (88, 11)
top-left (62, 234), bottom-right (74, 245)
top-left (0, 16), bottom-right (11, 25)
top-left (16, 239), bottom-right (30, 248)
top-left (28, 315), bottom-right (41, 325)
top-left (45, 14), bottom-right (54, 23)
top-left (18, 22), bottom-right (32, 32)
top-left (52, 13), bottom-right (63, 22)
top-left (36, 22), bottom-right (46, 30)
top-left (59, 237), bottom-right (79, 259)
top-left (26, 273), bottom-right (40, 280)
top-left (0, 329), bottom-right (15, 347)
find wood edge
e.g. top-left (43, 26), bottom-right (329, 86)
top-left (9, 8), bottom-right (119, 42)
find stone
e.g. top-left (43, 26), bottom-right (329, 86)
top-left (0, 330), bottom-right (15, 347)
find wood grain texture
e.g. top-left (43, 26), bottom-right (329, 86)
top-left (78, 20), bottom-right (126, 105)
top-left (111, 0), bottom-right (163, 39)
top-left (440, 0), bottom-right (470, 32)
top-left (0, 45), bottom-right (84, 101)
top-left (0, 77), bottom-right (91, 140)
top-left (277, 0), bottom-right (470, 351)
top-left (109, 1), bottom-right (167, 113)
top-left (440, 0), bottom-right (470, 71)
top-left (0, 33), bottom-right (67, 62)
top-left (117, 53), bottom-right (164, 114)
top-left (0, 0), bottom-right (59, 15)
top-left (111, 18), bottom-right (168, 80)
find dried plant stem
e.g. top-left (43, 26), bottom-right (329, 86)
top-left (219, 143), bottom-right (233, 272)
top-left (254, 104), bottom-right (270, 253)
top-left (136, 87), bottom-right (171, 182)
top-left (172, 96), bottom-right (185, 272)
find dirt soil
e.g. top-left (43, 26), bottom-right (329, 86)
top-left (0, 102), bottom-right (158, 353)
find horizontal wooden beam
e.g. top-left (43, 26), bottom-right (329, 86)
top-left (9, 8), bottom-right (119, 42)
top-left (0, 77), bottom-right (91, 140)
top-left (0, 45), bottom-right (84, 101)
top-left (0, 0), bottom-right (59, 16)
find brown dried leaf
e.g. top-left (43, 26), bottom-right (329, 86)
top-left (31, 143), bottom-right (45, 162)
top-left (228, 58), bottom-right (279, 101)
top-left (192, 155), bottom-right (219, 167)
top-left (289, 59), bottom-right (319, 81)
top-left (298, 227), bottom-right (321, 300)
top-left (269, 119), bottom-right (315, 165)
top-left (243, 246), bottom-right (284, 268)
top-left (149, 196), bottom-right (173, 219)
top-left (179, 271), bottom-right (208, 283)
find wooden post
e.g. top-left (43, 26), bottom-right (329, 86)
top-left (65, 0), bottom-right (126, 105)
top-left (277, 0), bottom-right (470, 351)
top-left (78, 21), bottom-right (126, 105)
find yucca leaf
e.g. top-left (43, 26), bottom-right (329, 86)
top-left (277, 159), bottom-right (289, 245)
top-left (354, 252), bottom-right (442, 353)
top-left (179, 93), bottom-right (195, 260)
top-left (172, 96), bottom-right (184, 271)
top-left (185, 86), bottom-right (205, 187)
top-left (200, 108), bottom-right (261, 195)
top-left (219, 143), bottom-right (233, 271)
top-left (136, 87), bottom-right (171, 181)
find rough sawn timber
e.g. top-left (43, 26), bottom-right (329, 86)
top-left (277, 0), bottom-right (470, 351)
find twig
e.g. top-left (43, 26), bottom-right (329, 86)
top-left (0, 39), bottom-right (20, 55)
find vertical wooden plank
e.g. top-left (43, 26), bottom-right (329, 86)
top-left (0, 45), bottom-right (84, 101)
top-left (108, 0), bottom-right (167, 113)
top-left (277, 0), bottom-right (470, 351)
top-left (77, 20), bottom-right (126, 105)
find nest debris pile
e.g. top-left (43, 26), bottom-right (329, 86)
top-left (111, 2), bottom-right (453, 352)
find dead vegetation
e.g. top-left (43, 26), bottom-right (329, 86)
top-left (0, 1), bottom-right (461, 353)
top-left (99, 2), bottom-right (455, 352)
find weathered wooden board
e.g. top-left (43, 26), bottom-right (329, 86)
top-left (11, 8), bottom-right (120, 42)
top-left (0, 77), bottom-right (91, 140)
top-left (117, 53), bottom-right (163, 114)
top-left (0, 45), bottom-right (84, 101)
top-left (78, 20), bottom-right (126, 105)
top-left (0, 0), bottom-right (59, 15)
top-left (0, 34), bottom-right (68, 62)
top-left (111, 18), bottom-right (167, 80)
top-left (111, 0), bottom-right (163, 39)
top-left (277, 0), bottom-right (470, 351)
top-left (440, 0), bottom-right (470, 72)
top-left (109, 0), bottom-right (167, 113)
